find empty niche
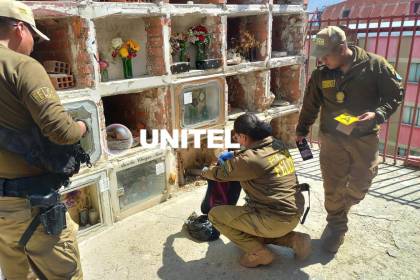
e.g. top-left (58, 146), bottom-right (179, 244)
top-left (170, 15), bottom-right (222, 72)
top-left (101, 88), bottom-right (170, 149)
top-left (226, 15), bottom-right (268, 65)
top-left (116, 157), bottom-right (167, 211)
top-left (61, 183), bottom-right (102, 231)
top-left (95, 16), bottom-right (166, 82)
top-left (272, 14), bottom-right (305, 57)
top-left (32, 17), bottom-right (93, 90)
top-left (270, 65), bottom-right (302, 107)
top-left (226, 71), bottom-right (273, 114)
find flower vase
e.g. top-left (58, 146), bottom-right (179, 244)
top-left (179, 42), bottom-right (187, 62)
top-left (101, 69), bottom-right (109, 82)
top-left (122, 58), bottom-right (133, 79)
top-left (196, 43), bottom-right (206, 62)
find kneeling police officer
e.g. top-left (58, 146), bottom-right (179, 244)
top-left (0, 1), bottom-right (89, 279)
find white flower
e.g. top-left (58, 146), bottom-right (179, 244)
top-left (111, 37), bottom-right (123, 50)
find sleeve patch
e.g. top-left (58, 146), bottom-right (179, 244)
top-left (30, 87), bottom-right (57, 105)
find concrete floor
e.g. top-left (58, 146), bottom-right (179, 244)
top-left (79, 149), bottom-right (420, 280)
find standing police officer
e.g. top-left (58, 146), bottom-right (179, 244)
top-left (0, 0), bottom-right (87, 279)
top-left (296, 26), bottom-right (403, 253)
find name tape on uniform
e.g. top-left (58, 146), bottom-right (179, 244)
top-left (322, 80), bottom-right (336, 89)
top-left (30, 87), bottom-right (58, 105)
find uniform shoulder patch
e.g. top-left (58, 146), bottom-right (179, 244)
top-left (30, 87), bottom-right (58, 105)
top-left (322, 79), bottom-right (336, 89)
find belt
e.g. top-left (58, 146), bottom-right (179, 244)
top-left (0, 174), bottom-right (67, 198)
top-left (0, 178), bottom-right (27, 197)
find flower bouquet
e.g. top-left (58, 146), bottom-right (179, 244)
top-left (170, 33), bottom-right (190, 74)
top-left (237, 30), bottom-right (261, 62)
top-left (188, 25), bottom-right (221, 70)
top-left (111, 37), bottom-right (140, 79)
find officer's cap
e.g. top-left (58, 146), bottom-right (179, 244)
top-left (311, 26), bottom-right (346, 58)
top-left (0, 0), bottom-right (49, 42)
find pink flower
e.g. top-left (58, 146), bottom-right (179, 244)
top-left (99, 60), bottom-right (108, 71)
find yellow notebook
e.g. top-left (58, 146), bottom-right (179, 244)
top-left (334, 113), bottom-right (359, 126)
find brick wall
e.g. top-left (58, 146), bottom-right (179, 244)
top-left (206, 16), bottom-right (223, 60)
top-left (270, 65), bottom-right (301, 104)
top-left (71, 17), bottom-right (94, 88)
top-left (145, 17), bottom-right (167, 76)
top-left (272, 14), bottom-right (305, 55)
top-left (227, 71), bottom-right (274, 112)
top-left (32, 17), bottom-right (94, 89)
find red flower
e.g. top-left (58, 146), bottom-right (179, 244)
top-left (194, 25), bottom-right (208, 33)
top-left (198, 35), bottom-right (205, 42)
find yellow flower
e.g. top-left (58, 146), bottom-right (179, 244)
top-left (127, 39), bottom-right (140, 52)
top-left (119, 47), bottom-right (129, 58)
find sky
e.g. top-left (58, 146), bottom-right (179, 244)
top-left (307, 0), bottom-right (344, 12)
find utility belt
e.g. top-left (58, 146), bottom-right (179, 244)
top-left (0, 174), bottom-right (68, 248)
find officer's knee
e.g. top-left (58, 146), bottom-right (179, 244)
top-left (208, 205), bottom-right (226, 224)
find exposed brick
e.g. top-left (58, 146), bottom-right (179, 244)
top-left (49, 74), bottom-right (75, 90)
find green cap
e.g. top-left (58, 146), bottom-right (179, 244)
top-left (311, 26), bottom-right (346, 57)
top-left (0, 0), bottom-right (49, 41)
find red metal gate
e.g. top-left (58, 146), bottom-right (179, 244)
top-left (304, 14), bottom-right (420, 166)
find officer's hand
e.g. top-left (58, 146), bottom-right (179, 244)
top-left (201, 166), bottom-right (209, 177)
top-left (217, 151), bottom-right (234, 165)
top-left (296, 135), bottom-right (305, 144)
top-left (77, 121), bottom-right (87, 137)
top-left (357, 112), bottom-right (376, 122)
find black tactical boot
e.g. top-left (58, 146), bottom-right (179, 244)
top-left (321, 225), bottom-right (345, 253)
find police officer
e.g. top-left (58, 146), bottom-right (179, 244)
top-left (0, 0), bottom-right (87, 279)
top-left (202, 113), bottom-right (311, 268)
top-left (296, 26), bottom-right (403, 253)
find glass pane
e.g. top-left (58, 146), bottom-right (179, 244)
top-left (117, 159), bottom-right (166, 210)
top-left (402, 106), bottom-right (413, 124)
top-left (181, 83), bottom-right (221, 127)
top-left (408, 64), bottom-right (417, 82)
top-left (61, 184), bottom-right (101, 230)
top-left (416, 64), bottom-right (420, 82)
top-left (416, 108), bottom-right (420, 127)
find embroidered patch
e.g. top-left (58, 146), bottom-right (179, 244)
top-left (322, 80), bottom-right (336, 89)
top-left (267, 154), bottom-right (295, 178)
top-left (30, 87), bottom-right (57, 105)
top-left (336, 91), bottom-right (345, 103)
top-left (314, 38), bottom-right (325, 46)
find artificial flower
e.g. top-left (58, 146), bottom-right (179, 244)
top-left (111, 37), bottom-right (123, 50)
top-left (119, 47), bottom-right (129, 58)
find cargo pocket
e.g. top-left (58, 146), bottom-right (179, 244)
top-left (0, 197), bottom-right (31, 222)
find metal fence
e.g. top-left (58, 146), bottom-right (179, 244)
top-left (304, 14), bottom-right (420, 166)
